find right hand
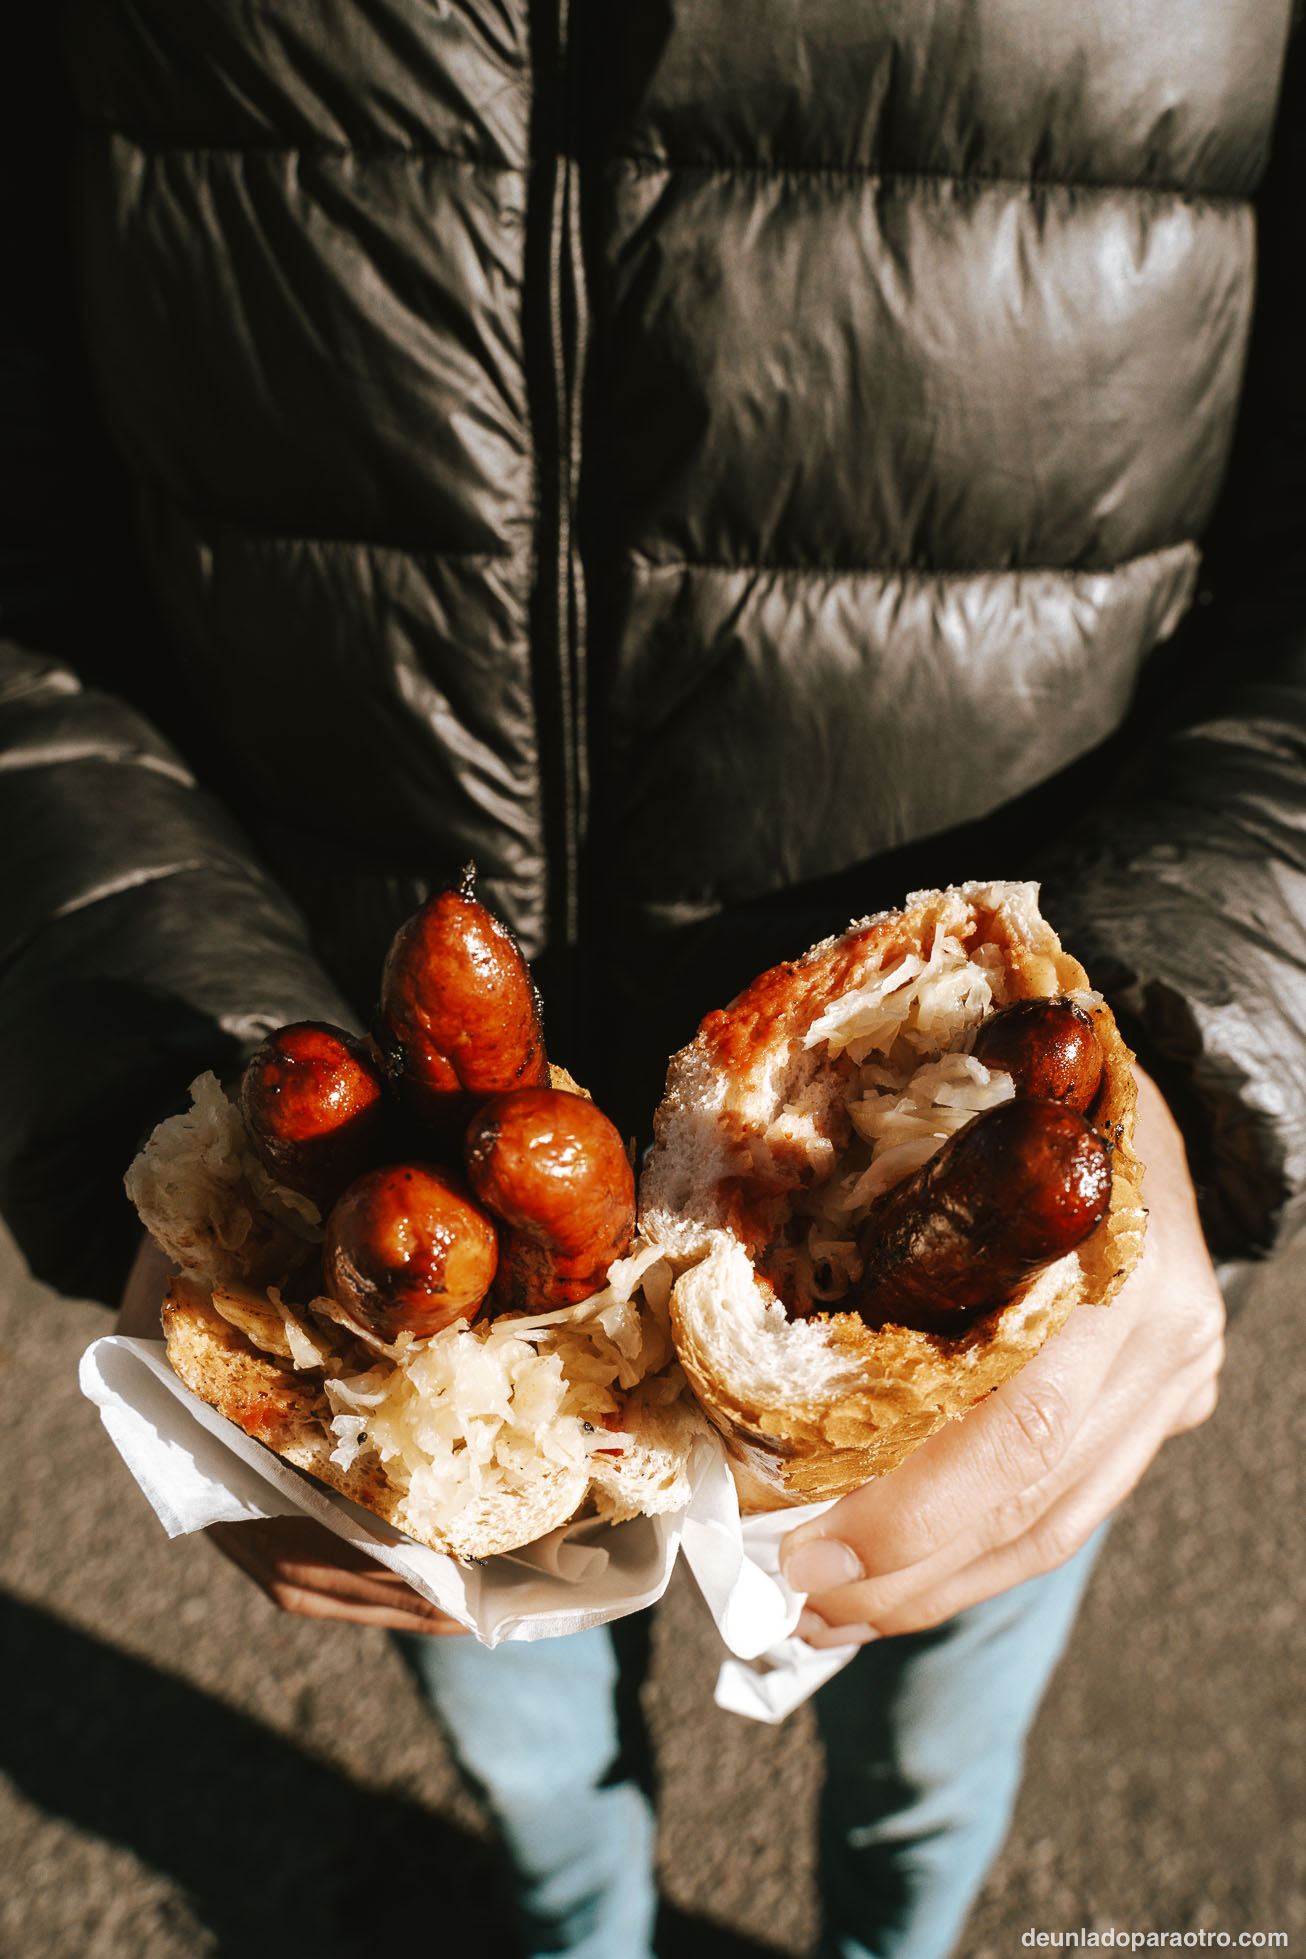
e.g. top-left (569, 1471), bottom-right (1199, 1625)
top-left (207, 1516), bottom-right (472, 1635)
top-left (783, 1069), bottom-right (1224, 1646)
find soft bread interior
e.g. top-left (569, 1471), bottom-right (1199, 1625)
top-left (641, 881), bottom-right (1145, 1508)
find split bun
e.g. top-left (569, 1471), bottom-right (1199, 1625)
top-left (131, 1066), bottom-right (699, 1562)
top-left (641, 881), bottom-right (1146, 1510)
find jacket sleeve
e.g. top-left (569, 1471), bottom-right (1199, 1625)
top-left (0, 640), bottom-right (356, 1300)
top-left (1035, 33), bottom-right (1306, 1255)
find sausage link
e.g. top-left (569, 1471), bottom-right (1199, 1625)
top-left (970, 997), bottom-right (1103, 1112)
top-left (463, 1088), bottom-right (636, 1312)
top-left (240, 1022), bottom-right (388, 1210)
top-left (325, 1163), bottom-right (498, 1342)
top-left (849, 1099), bottom-right (1112, 1332)
top-left (378, 867), bottom-right (549, 1140)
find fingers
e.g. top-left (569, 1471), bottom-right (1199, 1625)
top-left (796, 1613), bottom-right (878, 1650)
top-left (795, 1380), bottom-right (1158, 1643)
top-left (1172, 1370), bottom-right (1221, 1434)
top-left (206, 1518), bottom-right (470, 1635)
top-left (785, 1293), bottom-right (1127, 1590)
top-left (1162, 1289), bottom-right (1225, 1439)
top-left (248, 1583), bottom-right (469, 1635)
top-left (784, 1066), bottom-right (1226, 1654)
top-left (793, 1282), bottom-right (1223, 1645)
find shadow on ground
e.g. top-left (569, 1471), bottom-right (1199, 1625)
top-left (3, 1592), bottom-right (516, 1957)
top-left (3, 1592), bottom-right (787, 1959)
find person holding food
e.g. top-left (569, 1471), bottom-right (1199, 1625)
top-left (3, 5), bottom-right (1302, 1958)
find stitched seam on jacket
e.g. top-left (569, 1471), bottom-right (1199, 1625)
top-left (141, 481), bottom-right (525, 566)
top-left (228, 534), bottom-right (517, 562)
top-left (163, 522), bottom-right (518, 563)
top-left (48, 861), bottom-right (233, 926)
top-left (628, 542), bottom-right (1198, 580)
top-left (0, 863), bottom-right (280, 988)
top-left (607, 155), bottom-right (1248, 207)
top-left (98, 127), bottom-right (521, 171)
top-left (0, 743), bottom-right (195, 787)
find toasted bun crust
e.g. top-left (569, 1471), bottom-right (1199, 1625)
top-left (161, 1281), bottom-right (592, 1560)
top-left (641, 881), bottom-right (1146, 1510)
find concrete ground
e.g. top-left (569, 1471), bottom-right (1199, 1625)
top-left (2, 1219), bottom-right (1303, 1959)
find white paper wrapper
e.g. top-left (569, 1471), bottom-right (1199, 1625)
top-left (80, 1332), bottom-right (859, 1713)
top-left (678, 1465), bottom-right (864, 1722)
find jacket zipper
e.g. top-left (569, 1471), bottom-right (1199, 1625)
top-left (544, 0), bottom-right (588, 950)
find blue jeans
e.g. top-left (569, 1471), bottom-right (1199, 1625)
top-left (814, 1525), bottom-right (1107, 1959)
top-left (395, 1614), bottom-right (658, 1959)
top-left (396, 1526), bottom-right (1106, 1959)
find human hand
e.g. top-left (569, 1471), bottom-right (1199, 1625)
top-left (206, 1517), bottom-right (472, 1635)
top-left (781, 1069), bottom-right (1224, 1647)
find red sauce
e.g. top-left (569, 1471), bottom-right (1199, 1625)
top-left (699, 920), bottom-right (926, 1077)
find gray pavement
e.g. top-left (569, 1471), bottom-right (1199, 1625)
top-left (1, 1218), bottom-right (1303, 1958)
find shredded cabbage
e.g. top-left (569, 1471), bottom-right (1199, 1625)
top-left (774, 933), bottom-right (1026, 1306)
top-left (134, 1079), bottom-right (691, 1544)
top-left (317, 1248), bottom-right (679, 1542)
top-left (803, 926), bottom-right (1007, 1063)
top-left (124, 1073), bottom-right (321, 1286)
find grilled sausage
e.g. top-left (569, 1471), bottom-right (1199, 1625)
top-left (378, 866), bottom-right (549, 1140)
top-left (849, 1098), bottom-right (1112, 1333)
top-left (325, 1162), bottom-right (498, 1341)
top-left (970, 997), bottom-right (1103, 1113)
top-left (464, 1088), bottom-right (636, 1312)
top-left (240, 1022), bottom-right (388, 1210)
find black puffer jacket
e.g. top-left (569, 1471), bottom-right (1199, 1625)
top-left (2, 2), bottom-right (1303, 1295)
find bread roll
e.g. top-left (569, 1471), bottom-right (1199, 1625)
top-left (640, 881), bottom-right (1146, 1510)
top-left (130, 1068), bottom-right (700, 1561)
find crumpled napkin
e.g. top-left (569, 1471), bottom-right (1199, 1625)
top-left (80, 1332), bottom-right (859, 1717)
top-left (677, 1456), bottom-right (866, 1721)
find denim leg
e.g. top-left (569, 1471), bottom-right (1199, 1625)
top-left (395, 1624), bottom-right (657, 1959)
top-left (815, 1523), bottom-right (1110, 1959)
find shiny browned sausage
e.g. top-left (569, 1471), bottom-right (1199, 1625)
top-left (970, 997), bottom-right (1103, 1112)
top-left (464, 1088), bottom-right (636, 1312)
top-left (848, 1099), bottom-right (1112, 1332)
top-left (240, 1022), bottom-right (388, 1209)
top-left (325, 1163), bottom-right (499, 1341)
top-left (378, 867), bottom-right (549, 1139)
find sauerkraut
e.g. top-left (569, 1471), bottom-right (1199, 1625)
top-left (762, 922), bottom-right (1096, 1309)
top-left (320, 1242), bottom-right (683, 1542)
top-left (134, 1076), bottom-right (698, 1546)
top-left (125, 1072), bottom-right (322, 1286)
top-left (205, 1238), bottom-right (692, 1544)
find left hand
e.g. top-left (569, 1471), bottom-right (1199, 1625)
top-left (207, 1517), bottom-right (471, 1635)
top-left (781, 1069), bottom-right (1225, 1647)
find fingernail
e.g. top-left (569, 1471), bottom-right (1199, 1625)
top-left (783, 1538), bottom-right (865, 1593)
top-left (824, 1622), bottom-right (880, 1649)
top-left (796, 1610), bottom-right (880, 1650)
